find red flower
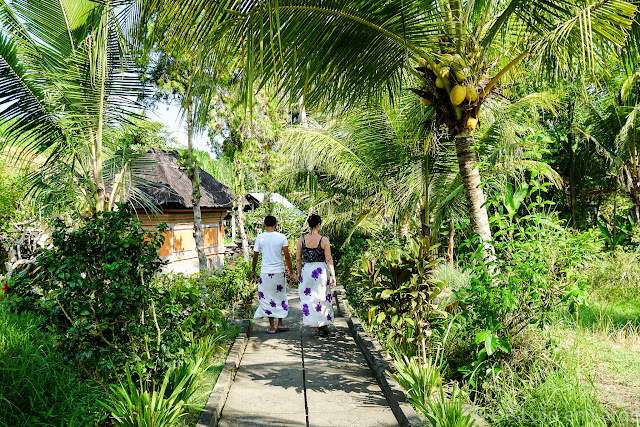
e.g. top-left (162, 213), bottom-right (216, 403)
top-left (364, 247), bottom-right (368, 251)
top-left (2, 282), bottom-right (7, 292)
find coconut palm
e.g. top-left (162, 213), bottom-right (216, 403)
top-left (0, 0), bottom-right (145, 213)
top-left (278, 93), bottom-right (465, 244)
top-left (141, 0), bottom-right (636, 258)
top-left (583, 72), bottom-right (640, 223)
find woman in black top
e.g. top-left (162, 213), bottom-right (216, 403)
top-left (296, 214), bottom-right (336, 336)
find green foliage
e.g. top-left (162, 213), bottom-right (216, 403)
top-left (390, 353), bottom-right (443, 416)
top-left (483, 361), bottom-right (633, 427)
top-left (337, 234), bottom-right (371, 319)
top-left (357, 236), bottom-right (446, 357)
top-left (423, 386), bottom-right (477, 427)
top-left (244, 205), bottom-right (306, 241)
top-left (0, 306), bottom-right (107, 426)
top-left (574, 250), bottom-right (640, 328)
top-left (596, 214), bottom-right (635, 250)
top-left (0, 161), bottom-right (27, 234)
top-left (7, 206), bottom-right (177, 379)
top-left (455, 211), bottom-right (591, 384)
top-left (100, 361), bottom-right (202, 427)
top-left (154, 260), bottom-right (255, 321)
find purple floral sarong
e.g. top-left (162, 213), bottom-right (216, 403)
top-left (254, 272), bottom-right (288, 319)
top-left (298, 261), bottom-right (334, 327)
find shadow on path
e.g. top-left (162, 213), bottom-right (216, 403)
top-left (218, 290), bottom-right (399, 426)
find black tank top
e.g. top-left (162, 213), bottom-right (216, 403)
top-left (302, 236), bottom-right (325, 263)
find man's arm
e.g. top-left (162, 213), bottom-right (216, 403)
top-left (283, 246), bottom-right (295, 281)
top-left (250, 251), bottom-right (259, 282)
top-left (295, 237), bottom-right (302, 279)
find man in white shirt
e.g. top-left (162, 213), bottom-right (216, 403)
top-left (251, 215), bottom-right (295, 333)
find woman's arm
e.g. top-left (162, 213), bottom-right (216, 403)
top-left (296, 236), bottom-right (303, 279)
top-left (322, 237), bottom-right (337, 287)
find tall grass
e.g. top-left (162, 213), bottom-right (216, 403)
top-left (561, 250), bottom-right (640, 339)
top-left (482, 359), bottom-right (637, 427)
top-left (0, 306), bottom-right (106, 426)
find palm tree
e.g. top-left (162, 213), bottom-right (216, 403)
top-left (141, 0), bottom-right (636, 259)
top-left (583, 72), bottom-right (640, 223)
top-left (143, 50), bottom-right (221, 271)
top-left (278, 93), bottom-right (464, 245)
top-left (0, 0), bottom-right (144, 213)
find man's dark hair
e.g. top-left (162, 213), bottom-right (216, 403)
top-left (264, 215), bottom-right (277, 227)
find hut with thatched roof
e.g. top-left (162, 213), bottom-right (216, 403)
top-left (131, 149), bottom-right (235, 274)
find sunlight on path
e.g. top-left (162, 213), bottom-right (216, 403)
top-left (218, 290), bottom-right (399, 427)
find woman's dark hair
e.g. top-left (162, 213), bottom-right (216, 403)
top-left (308, 214), bottom-right (322, 229)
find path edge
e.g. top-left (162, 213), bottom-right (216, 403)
top-left (333, 287), bottom-right (423, 427)
top-left (196, 319), bottom-right (252, 427)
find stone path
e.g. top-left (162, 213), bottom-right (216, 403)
top-left (218, 289), bottom-right (400, 427)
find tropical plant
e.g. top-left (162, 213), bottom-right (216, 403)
top-left (358, 236), bottom-right (446, 360)
top-left (423, 385), bottom-right (477, 427)
top-left (100, 361), bottom-right (201, 427)
top-left (582, 72), bottom-right (640, 226)
top-left (389, 340), bottom-right (447, 418)
top-left (279, 94), bottom-right (464, 243)
top-left (0, 0), bottom-right (150, 214)
top-left (141, 0), bottom-right (637, 257)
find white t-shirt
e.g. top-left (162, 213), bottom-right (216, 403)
top-left (254, 231), bottom-right (289, 274)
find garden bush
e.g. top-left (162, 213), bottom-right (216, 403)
top-left (6, 206), bottom-right (187, 380)
top-left (338, 228), bottom-right (405, 322)
top-left (153, 259), bottom-right (255, 322)
top-left (451, 213), bottom-right (590, 384)
top-left (355, 236), bottom-right (447, 359)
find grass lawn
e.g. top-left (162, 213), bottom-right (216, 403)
top-left (551, 258), bottom-right (640, 420)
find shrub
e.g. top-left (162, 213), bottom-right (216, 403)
top-left (423, 386), bottom-right (477, 427)
top-left (390, 353), bottom-right (444, 416)
top-left (356, 236), bottom-right (447, 359)
top-left (153, 260), bottom-right (255, 323)
top-left (339, 228), bottom-right (406, 323)
top-left (6, 206), bottom-right (182, 379)
top-left (453, 214), bottom-right (589, 384)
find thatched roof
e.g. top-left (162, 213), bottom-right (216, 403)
top-left (131, 149), bottom-right (235, 210)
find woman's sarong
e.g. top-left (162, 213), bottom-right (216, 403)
top-left (298, 262), bottom-right (334, 326)
top-left (254, 272), bottom-right (289, 318)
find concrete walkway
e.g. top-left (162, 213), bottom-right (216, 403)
top-left (218, 289), bottom-right (400, 427)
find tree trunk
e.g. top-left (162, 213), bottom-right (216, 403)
top-left (399, 215), bottom-right (410, 239)
top-left (235, 158), bottom-right (251, 262)
top-left (263, 188), bottom-right (272, 216)
top-left (231, 211), bottom-right (237, 242)
top-left (454, 131), bottom-right (496, 262)
top-left (237, 202), bottom-right (250, 263)
top-left (567, 100), bottom-right (578, 230)
top-left (187, 102), bottom-right (208, 272)
top-left (448, 219), bottom-right (455, 266)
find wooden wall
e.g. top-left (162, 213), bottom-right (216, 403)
top-left (136, 208), bottom-right (229, 274)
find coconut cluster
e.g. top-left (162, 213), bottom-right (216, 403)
top-left (414, 50), bottom-right (480, 130)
